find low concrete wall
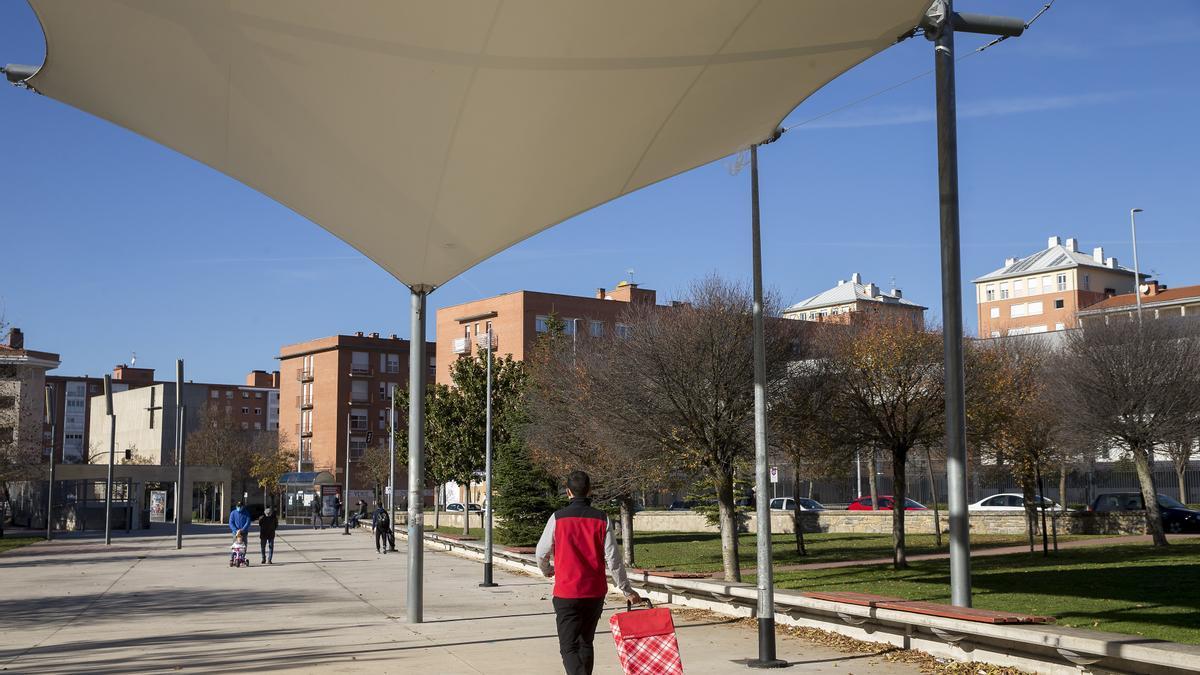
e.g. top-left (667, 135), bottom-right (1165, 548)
top-left (631, 510), bottom-right (1149, 536)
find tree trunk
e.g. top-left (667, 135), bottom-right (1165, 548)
top-left (1132, 445), bottom-right (1168, 546)
top-left (925, 447), bottom-right (941, 548)
top-left (1020, 474), bottom-right (1037, 553)
top-left (462, 482), bottom-right (471, 535)
top-left (619, 494), bottom-right (636, 568)
top-left (433, 487), bottom-right (440, 530)
top-left (868, 450), bottom-right (879, 511)
top-left (891, 445), bottom-right (908, 569)
top-left (1035, 461), bottom-right (1049, 556)
top-left (792, 464), bottom-right (806, 556)
top-left (1175, 453), bottom-right (1190, 505)
top-left (1058, 464), bottom-right (1068, 508)
top-left (716, 470), bottom-right (741, 582)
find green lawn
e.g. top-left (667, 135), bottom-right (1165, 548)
top-left (0, 536), bottom-right (41, 554)
top-left (631, 531), bottom-right (1091, 573)
top-left (768, 541), bottom-right (1200, 645)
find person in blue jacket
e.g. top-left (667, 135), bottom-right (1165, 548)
top-left (229, 501), bottom-right (252, 543)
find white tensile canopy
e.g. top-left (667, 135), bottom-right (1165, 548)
top-left (21, 0), bottom-right (928, 289)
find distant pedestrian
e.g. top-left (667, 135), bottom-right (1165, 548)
top-left (349, 500), bottom-right (368, 529)
top-left (536, 471), bottom-right (640, 675)
top-left (229, 501), bottom-right (251, 542)
top-left (259, 506), bottom-right (278, 564)
top-left (311, 496), bottom-right (324, 529)
top-left (372, 501), bottom-right (396, 553)
top-left (331, 496), bottom-right (343, 528)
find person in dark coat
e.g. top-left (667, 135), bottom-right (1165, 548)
top-left (259, 506), bottom-right (278, 564)
top-left (311, 495), bottom-right (324, 529)
top-left (372, 501), bottom-right (396, 553)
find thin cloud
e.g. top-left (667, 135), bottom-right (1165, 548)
top-left (805, 91), bottom-right (1133, 130)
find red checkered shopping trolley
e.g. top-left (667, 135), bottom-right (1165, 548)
top-left (610, 600), bottom-right (684, 674)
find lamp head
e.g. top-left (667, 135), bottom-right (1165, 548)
top-left (1131, 208), bottom-right (1144, 214)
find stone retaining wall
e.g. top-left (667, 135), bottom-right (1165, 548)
top-left (406, 508), bottom-right (1149, 536)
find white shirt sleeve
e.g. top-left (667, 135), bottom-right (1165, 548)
top-left (535, 513), bottom-right (556, 578)
top-left (604, 520), bottom-right (634, 595)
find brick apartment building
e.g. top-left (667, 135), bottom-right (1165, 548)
top-left (434, 281), bottom-right (660, 386)
top-left (1076, 281), bottom-right (1200, 327)
top-left (974, 236), bottom-right (1141, 338)
top-left (781, 273), bottom-right (925, 328)
top-left (277, 333), bottom-right (436, 493)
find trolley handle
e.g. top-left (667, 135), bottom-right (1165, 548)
top-left (626, 598), bottom-right (654, 612)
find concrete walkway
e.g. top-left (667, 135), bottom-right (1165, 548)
top-left (738, 533), bottom-right (1200, 576)
top-left (0, 525), bottom-right (922, 674)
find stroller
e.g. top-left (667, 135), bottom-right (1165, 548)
top-left (230, 534), bottom-right (250, 567)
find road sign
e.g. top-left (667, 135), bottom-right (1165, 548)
top-left (769, 466), bottom-right (778, 484)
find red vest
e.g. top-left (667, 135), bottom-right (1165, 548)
top-left (552, 500), bottom-right (609, 599)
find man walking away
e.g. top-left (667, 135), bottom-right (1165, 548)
top-left (259, 506), bottom-right (278, 564)
top-left (536, 471), bottom-right (640, 675)
top-left (372, 501), bottom-right (395, 553)
top-left (311, 495), bottom-right (323, 530)
top-left (229, 501), bottom-right (251, 543)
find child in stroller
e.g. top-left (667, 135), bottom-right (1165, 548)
top-left (230, 531), bottom-right (249, 567)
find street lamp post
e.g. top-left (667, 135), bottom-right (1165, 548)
top-left (343, 412), bottom-right (352, 535)
top-left (1130, 208), bottom-right (1145, 322)
top-left (480, 328), bottom-right (498, 588)
top-left (44, 385), bottom-right (55, 541)
top-left (103, 375), bottom-right (115, 545)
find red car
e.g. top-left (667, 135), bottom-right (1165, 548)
top-left (848, 496), bottom-right (927, 511)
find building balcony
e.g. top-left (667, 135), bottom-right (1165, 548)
top-left (349, 421), bottom-right (370, 433)
top-left (296, 368), bottom-right (314, 382)
top-left (452, 337), bottom-right (469, 354)
top-left (348, 394), bottom-right (371, 405)
top-left (296, 396), bottom-right (314, 409)
top-left (349, 365), bottom-right (373, 377)
top-left (295, 424), bottom-right (313, 438)
top-left (475, 332), bottom-right (499, 351)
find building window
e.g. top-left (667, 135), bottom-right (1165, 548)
top-left (1013, 279), bottom-right (1025, 297)
top-left (351, 380), bottom-right (369, 403)
top-left (562, 319), bottom-right (577, 336)
top-left (990, 307), bottom-right (1000, 319)
top-left (1054, 299), bottom-right (1064, 309)
top-left (241, 406), bottom-right (249, 414)
top-left (254, 422), bottom-right (262, 430)
top-left (999, 283), bottom-right (1009, 299)
top-left (225, 406), bottom-right (232, 415)
top-left (210, 391), bottom-right (219, 399)
top-left (349, 437), bottom-right (366, 460)
top-left (1056, 273), bottom-right (1067, 291)
top-left (1028, 301), bottom-right (1043, 316)
top-left (225, 391), bottom-right (233, 399)
top-left (255, 392), bottom-right (263, 399)
top-left (240, 422), bottom-right (249, 430)
top-left (254, 408), bottom-right (261, 415)
top-left (351, 351), bottom-right (370, 374)
top-left (1055, 323), bottom-right (1066, 331)
top-left (0, 396), bottom-right (14, 410)
top-left (242, 391), bottom-right (249, 399)
top-left (989, 331), bottom-right (1001, 338)
top-left (385, 353), bottom-right (400, 373)
top-left (588, 320), bottom-right (603, 337)
top-left (1010, 304), bottom-right (1027, 318)
top-left (350, 408), bottom-right (368, 432)
top-left (615, 324), bottom-right (633, 339)
top-left (984, 285), bottom-right (995, 301)
top-left (0, 427), bottom-right (13, 443)
top-left (1029, 325), bottom-right (1048, 334)
top-left (1082, 274), bottom-right (1090, 290)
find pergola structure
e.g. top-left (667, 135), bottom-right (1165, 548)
top-left (4, 0), bottom-right (1027, 666)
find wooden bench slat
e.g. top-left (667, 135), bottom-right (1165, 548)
top-left (801, 592), bottom-right (1055, 625)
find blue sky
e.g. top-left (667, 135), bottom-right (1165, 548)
top-left (1, 1), bottom-right (1198, 384)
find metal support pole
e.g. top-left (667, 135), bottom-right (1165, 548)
top-left (45, 385), bottom-right (55, 541)
top-left (389, 389), bottom-right (396, 516)
top-left (407, 286), bottom-right (430, 623)
top-left (343, 412), bottom-right (352, 535)
top-left (747, 143), bottom-right (786, 669)
top-left (103, 375), bottom-right (115, 545)
top-left (1130, 208), bottom-right (1144, 322)
top-left (855, 450), bottom-right (862, 499)
top-left (931, 0), bottom-right (971, 608)
top-left (481, 329), bottom-right (497, 587)
top-left (175, 359), bottom-right (185, 549)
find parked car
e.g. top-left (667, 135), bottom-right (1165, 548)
top-left (1090, 492), bottom-right (1200, 534)
top-left (734, 497), bottom-right (756, 509)
top-left (847, 496), bottom-right (926, 511)
top-left (666, 500), bottom-right (695, 511)
top-left (968, 493), bottom-right (1065, 512)
top-left (769, 497), bottom-right (825, 512)
top-left (445, 503), bottom-right (483, 513)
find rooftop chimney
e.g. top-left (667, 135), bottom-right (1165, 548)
top-left (390, 334), bottom-right (398, 340)
top-left (1005, 257), bottom-right (1018, 267)
top-left (5, 327), bottom-right (23, 350)
top-left (1093, 246), bottom-right (1104, 263)
top-left (1105, 257), bottom-right (1117, 269)
top-left (596, 288), bottom-right (606, 299)
top-left (865, 282), bottom-right (880, 298)
top-left (1047, 236), bottom-right (1062, 248)
top-left (892, 288), bottom-right (903, 299)
top-left (1065, 237), bottom-right (1078, 252)
top-left (837, 279), bottom-right (845, 286)
top-left (850, 272), bottom-right (862, 284)
top-left (369, 332), bottom-right (379, 338)
top-left (355, 331), bottom-right (364, 337)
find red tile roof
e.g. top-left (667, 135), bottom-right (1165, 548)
top-left (1080, 284), bottom-right (1200, 313)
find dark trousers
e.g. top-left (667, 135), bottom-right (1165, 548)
top-left (375, 527), bottom-right (395, 551)
top-left (552, 596), bottom-right (605, 675)
top-left (260, 537), bottom-right (274, 562)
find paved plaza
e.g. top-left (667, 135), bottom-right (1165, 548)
top-left (0, 525), bottom-right (924, 674)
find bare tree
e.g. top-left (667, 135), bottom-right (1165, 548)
top-left (250, 432), bottom-right (296, 510)
top-left (583, 276), bottom-right (796, 581)
top-left (823, 318), bottom-right (945, 569)
top-left (1164, 433), bottom-right (1196, 505)
top-left (1057, 316), bottom-right (1200, 546)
